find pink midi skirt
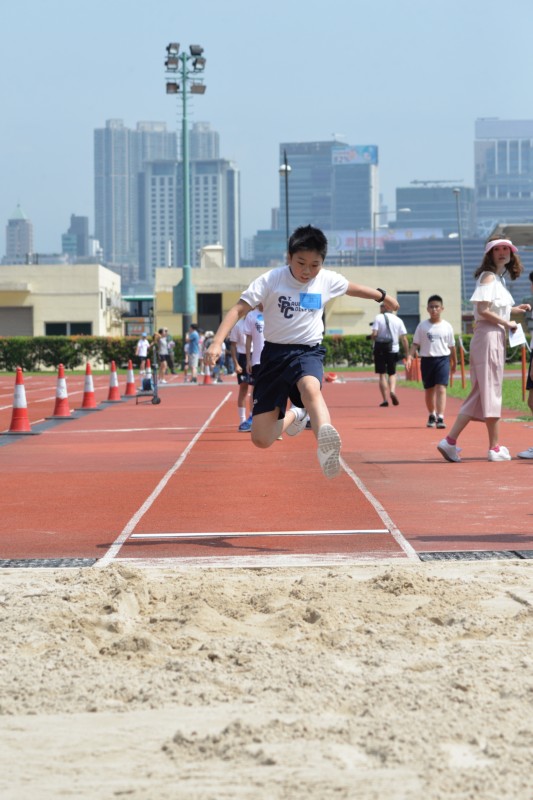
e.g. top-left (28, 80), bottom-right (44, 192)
top-left (460, 321), bottom-right (506, 421)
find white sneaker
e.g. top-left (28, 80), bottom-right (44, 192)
top-left (488, 446), bottom-right (511, 462)
top-left (317, 424), bottom-right (342, 479)
top-left (437, 438), bottom-right (462, 463)
top-left (517, 446), bottom-right (533, 459)
top-left (286, 406), bottom-right (309, 436)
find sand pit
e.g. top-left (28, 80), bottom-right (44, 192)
top-left (1, 560), bottom-right (532, 799)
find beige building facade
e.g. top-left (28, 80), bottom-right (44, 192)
top-left (0, 264), bottom-right (123, 337)
top-left (154, 264), bottom-right (462, 337)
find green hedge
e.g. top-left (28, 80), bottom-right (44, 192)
top-left (0, 336), bottom-right (181, 371)
top-left (0, 334), bottom-right (525, 371)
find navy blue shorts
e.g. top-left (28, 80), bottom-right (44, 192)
top-left (252, 341), bottom-right (326, 419)
top-left (421, 355), bottom-right (450, 389)
top-left (236, 353), bottom-right (252, 385)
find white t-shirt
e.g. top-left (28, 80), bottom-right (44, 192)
top-left (413, 319), bottom-right (455, 357)
top-left (371, 313), bottom-right (407, 353)
top-left (470, 272), bottom-right (515, 322)
top-left (243, 309), bottom-right (265, 366)
top-left (136, 338), bottom-right (149, 358)
top-left (230, 317), bottom-right (249, 354)
top-left (240, 265), bottom-right (349, 345)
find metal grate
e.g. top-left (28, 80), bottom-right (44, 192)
top-left (0, 558), bottom-right (97, 569)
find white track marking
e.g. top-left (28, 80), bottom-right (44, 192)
top-left (112, 553), bottom-right (407, 569)
top-left (340, 457), bottom-right (419, 560)
top-left (130, 529), bottom-right (388, 539)
top-left (97, 393), bottom-right (232, 567)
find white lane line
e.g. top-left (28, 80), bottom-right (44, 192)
top-left (112, 552), bottom-right (408, 569)
top-left (130, 529), bottom-right (388, 539)
top-left (96, 392), bottom-right (232, 568)
top-left (340, 457), bottom-right (419, 560)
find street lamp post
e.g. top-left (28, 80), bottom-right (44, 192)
top-left (279, 150), bottom-right (291, 253)
top-left (372, 208), bottom-right (411, 266)
top-left (165, 42), bottom-right (206, 341)
top-left (453, 187), bottom-right (467, 315)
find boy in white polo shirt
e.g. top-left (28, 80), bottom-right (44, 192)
top-left (409, 294), bottom-right (457, 429)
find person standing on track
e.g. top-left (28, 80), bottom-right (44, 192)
top-left (204, 224), bottom-right (399, 479)
top-left (370, 305), bottom-right (409, 407)
top-left (135, 332), bottom-right (150, 375)
top-left (437, 237), bottom-right (530, 463)
top-left (409, 295), bottom-right (457, 429)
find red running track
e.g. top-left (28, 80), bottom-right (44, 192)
top-left (1, 370), bottom-right (532, 567)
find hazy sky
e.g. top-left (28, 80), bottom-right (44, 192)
top-left (2, 0), bottom-right (532, 253)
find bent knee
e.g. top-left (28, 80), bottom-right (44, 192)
top-left (251, 431), bottom-right (273, 449)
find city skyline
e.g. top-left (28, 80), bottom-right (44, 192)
top-left (2, 0), bottom-right (532, 254)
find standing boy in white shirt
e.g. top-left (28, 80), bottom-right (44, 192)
top-left (205, 225), bottom-right (399, 479)
top-left (409, 294), bottom-right (457, 429)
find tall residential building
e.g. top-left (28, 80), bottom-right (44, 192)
top-left (5, 205), bottom-right (33, 263)
top-left (279, 141), bottom-right (378, 234)
top-left (94, 119), bottom-right (177, 271)
top-left (138, 157), bottom-right (240, 283)
top-left (475, 118), bottom-right (533, 235)
top-left (189, 122), bottom-right (220, 160)
top-left (61, 214), bottom-right (90, 258)
top-left (395, 184), bottom-right (476, 237)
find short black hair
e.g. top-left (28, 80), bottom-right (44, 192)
top-left (529, 271), bottom-right (533, 283)
top-left (427, 295), bottom-right (443, 305)
top-left (288, 225), bottom-right (328, 260)
top-left (190, 323), bottom-right (198, 331)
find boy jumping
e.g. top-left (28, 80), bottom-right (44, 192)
top-left (205, 225), bottom-right (399, 478)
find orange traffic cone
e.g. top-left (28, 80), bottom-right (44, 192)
top-left (123, 359), bottom-right (136, 397)
top-left (46, 364), bottom-right (74, 419)
top-left (77, 363), bottom-right (100, 411)
top-left (3, 367), bottom-right (39, 435)
top-left (104, 360), bottom-right (124, 403)
top-left (203, 365), bottom-right (213, 385)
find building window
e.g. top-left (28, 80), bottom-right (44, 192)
top-left (396, 292), bottom-right (419, 334)
top-left (45, 322), bottom-right (93, 336)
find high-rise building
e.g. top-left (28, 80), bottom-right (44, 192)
top-left (138, 156), bottom-right (240, 283)
top-left (94, 119), bottom-right (177, 272)
top-left (279, 141), bottom-right (378, 234)
top-left (395, 183), bottom-right (476, 237)
top-left (138, 160), bottom-right (178, 283)
top-left (5, 205), bottom-right (33, 263)
top-left (475, 118), bottom-right (533, 235)
top-left (61, 214), bottom-right (90, 258)
top-left (189, 121), bottom-right (219, 160)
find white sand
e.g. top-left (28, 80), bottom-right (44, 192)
top-left (1, 560), bottom-right (533, 799)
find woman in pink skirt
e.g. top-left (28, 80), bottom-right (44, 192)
top-left (438, 237), bottom-right (530, 463)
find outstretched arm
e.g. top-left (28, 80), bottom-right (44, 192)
top-left (345, 283), bottom-right (399, 312)
top-left (205, 299), bottom-right (252, 365)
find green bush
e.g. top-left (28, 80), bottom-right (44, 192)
top-left (0, 333), bottom-right (524, 372)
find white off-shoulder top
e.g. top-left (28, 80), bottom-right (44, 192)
top-left (470, 271), bottom-right (515, 322)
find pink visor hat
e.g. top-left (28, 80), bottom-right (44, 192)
top-left (484, 238), bottom-right (517, 254)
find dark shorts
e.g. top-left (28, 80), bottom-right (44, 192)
top-left (252, 341), bottom-right (325, 419)
top-left (236, 353), bottom-right (252, 385)
top-left (373, 343), bottom-right (399, 376)
top-left (527, 348), bottom-right (533, 391)
top-left (421, 355), bottom-right (450, 389)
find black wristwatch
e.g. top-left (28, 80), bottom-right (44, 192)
top-left (375, 288), bottom-right (386, 303)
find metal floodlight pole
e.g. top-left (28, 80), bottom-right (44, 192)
top-left (165, 42), bottom-right (206, 342)
top-left (180, 50), bottom-right (193, 340)
top-left (279, 150), bottom-right (291, 255)
top-left (453, 188), bottom-right (466, 321)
